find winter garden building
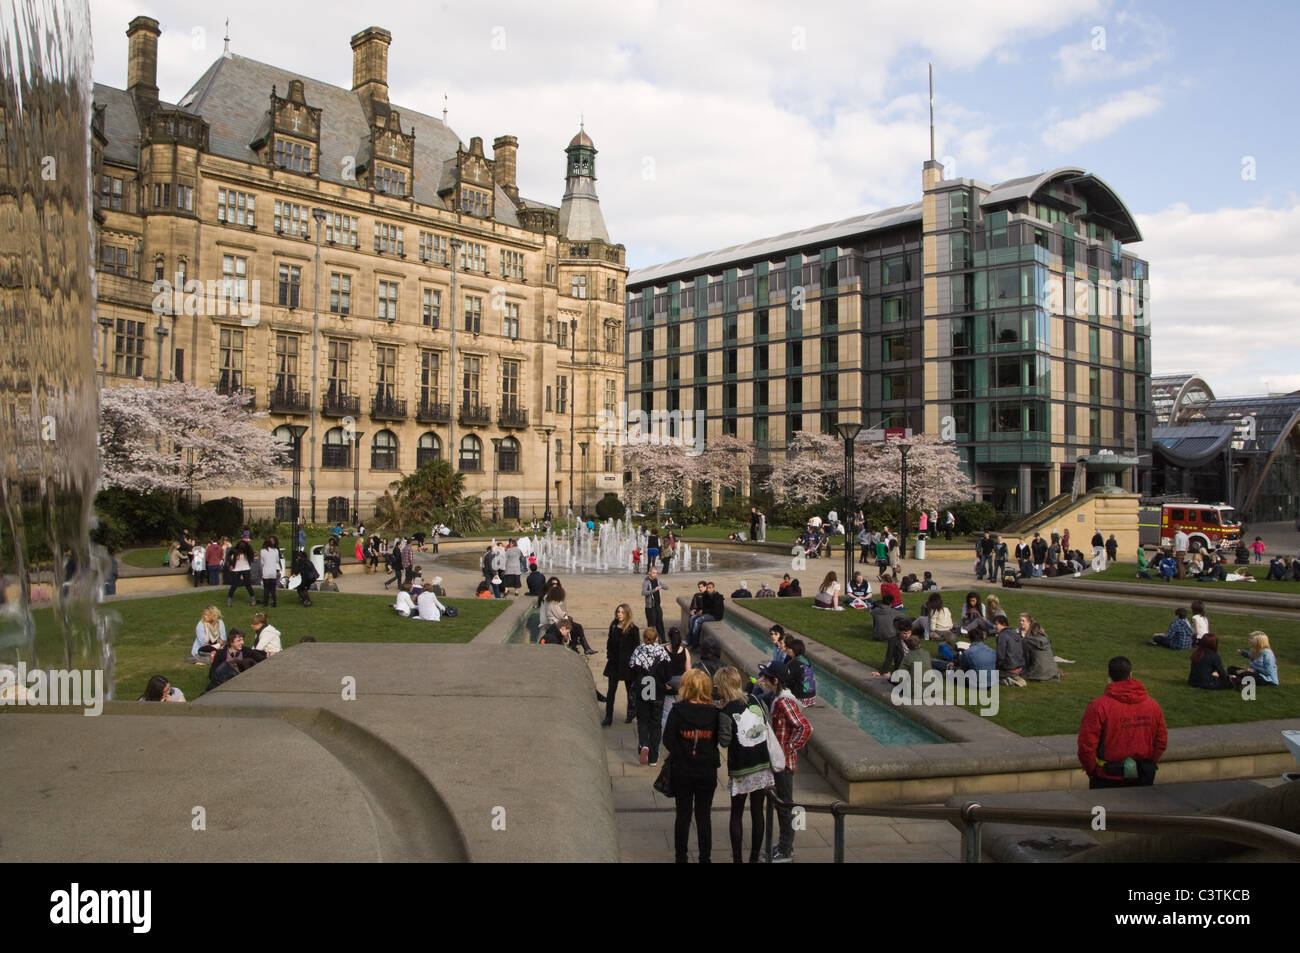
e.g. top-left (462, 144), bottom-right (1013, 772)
top-left (92, 17), bottom-right (626, 522)
top-left (626, 160), bottom-right (1152, 515)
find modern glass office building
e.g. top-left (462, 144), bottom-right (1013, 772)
top-left (626, 160), bottom-right (1152, 515)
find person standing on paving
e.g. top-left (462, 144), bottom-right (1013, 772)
top-left (642, 565), bottom-right (667, 636)
top-left (1077, 656), bottom-right (1168, 789)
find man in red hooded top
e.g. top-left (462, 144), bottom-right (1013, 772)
top-left (1077, 656), bottom-right (1168, 789)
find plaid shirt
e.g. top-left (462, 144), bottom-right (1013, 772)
top-left (401, 545), bottom-right (413, 569)
top-left (771, 693), bottom-right (812, 772)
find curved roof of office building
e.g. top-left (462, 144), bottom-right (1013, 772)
top-left (1152, 373), bottom-right (1217, 426)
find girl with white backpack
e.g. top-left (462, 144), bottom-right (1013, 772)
top-left (715, 666), bottom-right (776, 864)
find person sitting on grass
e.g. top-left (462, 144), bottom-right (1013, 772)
top-left (879, 573), bottom-right (903, 609)
top-left (1136, 548), bottom-right (1152, 579)
top-left (993, 613), bottom-right (1026, 687)
top-left (416, 585), bottom-right (448, 621)
top-left (1188, 634), bottom-right (1231, 690)
top-left (188, 605), bottom-right (227, 664)
top-left (139, 675), bottom-right (185, 702)
top-left (1266, 555), bottom-right (1289, 581)
top-left (251, 611), bottom-right (282, 656)
top-left (813, 571), bottom-right (842, 610)
top-left (920, 592), bottom-right (954, 642)
top-left (1020, 614), bottom-right (1061, 682)
top-left (920, 571), bottom-right (939, 592)
top-left (476, 580), bottom-right (494, 599)
top-left (1157, 551), bottom-right (1178, 582)
top-left (206, 629), bottom-right (264, 691)
top-left (958, 628), bottom-right (997, 677)
top-left (1149, 607), bottom-right (1194, 649)
top-left (874, 616), bottom-right (915, 676)
top-left (393, 582), bottom-right (417, 618)
top-left (1228, 631), bottom-right (1279, 688)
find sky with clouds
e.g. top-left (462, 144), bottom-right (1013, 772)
top-left (89, 0), bottom-right (1299, 397)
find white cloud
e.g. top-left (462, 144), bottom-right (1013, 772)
top-left (1041, 86), bottom-right (1163, 151)
top-left (1136, 201), bottom-right (1300, 397)
top-left (1054, 7), bottom-right (1171, 84)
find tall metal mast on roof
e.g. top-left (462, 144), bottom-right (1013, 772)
top-left (928, 62), bottom-right (935, 162)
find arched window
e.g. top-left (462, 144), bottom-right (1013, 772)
top-left (503, 495), bottom-right (520, 520)
top-left (371, 430), bottom-right (398, 471)
top-left (459, 434), bottom-right (482, 472)
top-left (417, 432), bottom-right (442, 469)
top-left (497, 436), bottom-right (520, 473)
top-left (326, 496), bottom-right (350, 522)
top-left (272, 425), bottom-right (300, 468)
top-left (322, 426), bottom-right (351, 469)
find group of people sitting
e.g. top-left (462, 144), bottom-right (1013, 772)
top-left (391, 576), bottom-right (451, 620)
top-left (809, 569), bottom-right (938, 611)
top-left (1148, 601), bottom-right (1280, 688)
top-left (867, 591), bottom-right (1064, 687)
top-left (1265, 554), bottom-right (1300, 581)
top-left (1140, 548), bottom-right (1255, 583)
top-left (184, 605), bottom-right (287, 692)
top-left (759, 625), bottom-right (818, 707)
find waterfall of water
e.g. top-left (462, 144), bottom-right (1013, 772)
top-left (0, 0), bottom-right (111, 689)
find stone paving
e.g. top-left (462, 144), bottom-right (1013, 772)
top-left (331, 538), bottom-right (970, 863)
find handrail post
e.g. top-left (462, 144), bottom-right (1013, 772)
top-left (961, 802), bottom-right (982, 864)
top-left (832, 801), bottom-right (846, 864)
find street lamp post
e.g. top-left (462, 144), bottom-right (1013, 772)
top-left (578, 440), bottom-right (589, 519)
top-left (835, 420), bottom-right (863, 588)
top-left (309, 207), bottom-right (326, 524)
top-left (97, 315), bottom-right (113, 388)
top-left (568, 317), bottom-right (577, 521)
top-left (898, 441), bottom-right (912, 558)
top-left (287, 423), bottom-right (309, 540)
top-left (153, 313), bottom-right (170, 387)
top-left (490, 437), bottom-right (502, 524)
top-left (351, 430), bottom-right (365, 528)
top-left (448, 237), bottom-right (463, 461)
top-left (540, 426), bottom-right (554, 522)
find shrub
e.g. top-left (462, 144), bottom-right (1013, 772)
top-left (945, 500), bottom-right (1008, 535)
top-left (193, 497), bottom-right (244, 540)
top-left (93, 488), bottom-right (177, 547)
top-left (594, 493), bottom-right (625, 520)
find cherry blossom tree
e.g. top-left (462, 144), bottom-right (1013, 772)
top-left (767, 431), bottom-right (974, 511)
top-left (622, 433), bottom-right (756, 510)
top-left (98, 382), bottom-right (289, 493)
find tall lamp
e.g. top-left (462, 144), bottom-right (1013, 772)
top-left (287, 423), bottom-right (309, 540)
top-left (540, 426), bottom-right (555, 522)
top-left (898, 440), bottom-right (913, 558)
top-left (490, 437), bottom-right (502, 524)
top-left (578, 440), bottom-right (589, 519)
top-left (351, 430), bottom-right (365, 528)
top-left (309, 206), bottom-right (327, 523)
top-left (835, 420), bottom-right (863, 588)
top-left (568, 317), bottom-right (577, 520)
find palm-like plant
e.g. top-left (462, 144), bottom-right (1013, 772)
top-left (377, 460), bottom-right (484, 536)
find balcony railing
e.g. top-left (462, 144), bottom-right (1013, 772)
top-left (458, 402), bottom-right (491, 426)
top-left (416, 400), bottom-right (452, 424)
top-left (498, 405), bottom-right (529, 429)
top-left (322, 393), bottom-right (360, 418)
top-left (371, 397), bottom-right (408, 420)
top-left (269, 388), bottom-right (311, 414)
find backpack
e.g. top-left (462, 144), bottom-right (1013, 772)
top-left (791, 656), bottom-right (816, 699)
top-left (443, 604), bottom-right (458, 618)
top-left (731, 699), bottom-right (769, 748)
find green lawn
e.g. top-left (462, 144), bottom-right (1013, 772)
top-left (1090, 562), bottom-right (1300, 595)
top-left (30, 591), bottom-right (507, 702)
top-left (740, 590), bottom-right (1297, 737)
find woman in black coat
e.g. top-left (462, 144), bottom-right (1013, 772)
top-left (1188, 633), bottom-right (1231, 690)
top-left (603, 603), bottom-right (640, 727)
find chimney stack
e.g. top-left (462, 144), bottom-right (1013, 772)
top-left (493, 135), bottom-right (519, 204)
top-left (126, 16), bottom-right (161, 108)
top-left (350, 27), bottom-right (392, 109)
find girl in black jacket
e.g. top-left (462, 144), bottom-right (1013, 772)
top-left (662, 668), bottom-right (731, 863)
top-left (716, 666), bottom-right (774, 864)
top-left (602, 604), bottom-right (639, 726)
top-left (1188, 633), bottom-right (1231, 690)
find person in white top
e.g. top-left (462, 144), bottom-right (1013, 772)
top-left (813, 571), bottom-right (843, 610)
top-left (416, 588), bottom-right (446, 621)
top-left (1173, 529), bottom-right (1190, 578)
top-left (250, 612), bottom-right (282, 655)
top-left (190, 545), bottom-right (205, 587)
top-left (1190, 600), bottom-right (1210, 640)
top-left (259, 539), bottom-right (282, 608)
top-left (393, 584), bottom-right (417, 618)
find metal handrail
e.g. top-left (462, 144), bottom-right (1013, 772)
top-left (760, 795), bottom-right (1300, 863)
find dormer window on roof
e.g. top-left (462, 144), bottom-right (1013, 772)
top-left (274, 137), bottom-right (314, 173)
top-left (374, 164), bottom-right (406, 197)
top-left (461, 186), bottom-right (490, 218)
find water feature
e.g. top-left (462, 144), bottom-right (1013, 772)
top-left (729, 615), bottom-right (944, 746)
top-left (0, 0), bottom-right (111, 688)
